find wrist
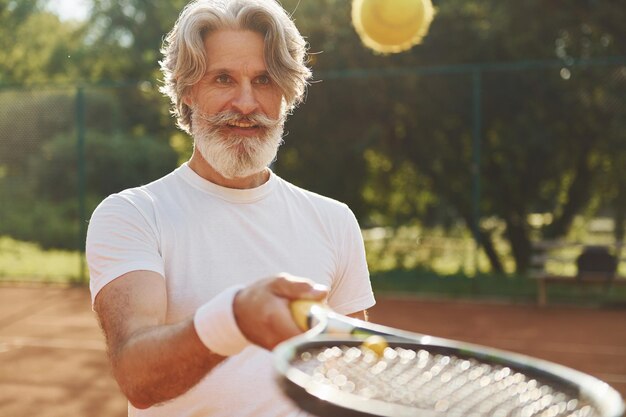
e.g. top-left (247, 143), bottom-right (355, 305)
top-left (193, 285), bottom-right (251, 356)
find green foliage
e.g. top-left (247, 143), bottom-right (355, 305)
top-left (0, 126), bottom-right (177, 249)
top-left (0, 88), bottom-right (136, 174)
top-left (371, 269), bottom-right (536, 301)
top-left (1, 0), bottom-right (625, 272)
top-left (85, 0), bottom-right (189, 82)
top-left (0, 236), bottom-right (84, 282)
top-left (0, 1), bottom-right (85, 85)
top-left (32, 130), bottom-right (178, 201)
top-left (0, 83), bottom-right (178, 249)
top-left (364, 223), bottom-right (515, 275)
top-left (31, 130), bottom-right (175, 249)
top-left (277, 0), bottom-right (626, 274)
top-left (0, 90), bottom-right (74, 174)
top-left (0, 198), bottom-right (81, 249)
top-left (370, 269), bottom-right (626, 306)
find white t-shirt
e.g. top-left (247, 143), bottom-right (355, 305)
top-left (86, 163), bottom-right (375, 417)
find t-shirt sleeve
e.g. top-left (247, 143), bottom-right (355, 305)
top-left (86, 192), bottom-right (165, 305)
top-left (327, 207), bottom-right (375, 315)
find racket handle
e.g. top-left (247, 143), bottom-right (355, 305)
top-left (290, 300), bottom-right (323, 331)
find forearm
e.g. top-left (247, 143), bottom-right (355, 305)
top-left (95, 272), bottom-right (328, 409)
top-left (109, 318), bottom-right (224, 409)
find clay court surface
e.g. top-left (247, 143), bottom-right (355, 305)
top-left (0, 284), bottom-right (624, 416)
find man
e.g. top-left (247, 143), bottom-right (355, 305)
top-left (86, 1), bottom-right (375, 416)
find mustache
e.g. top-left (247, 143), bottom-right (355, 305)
top-left (193, 109), bottom-right (283, 130)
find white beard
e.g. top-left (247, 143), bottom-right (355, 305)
top-left (191, 109), bottom-right (285, 179)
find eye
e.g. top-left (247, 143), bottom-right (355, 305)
top-left (215, 74), bottom-right (232, 84)
top-left (254, 74), bottom-right (271, 85)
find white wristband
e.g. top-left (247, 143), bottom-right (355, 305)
top-left (193, 285), bottom-right (251, 356)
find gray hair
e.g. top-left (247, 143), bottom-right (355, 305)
top-left (159, 0), bottom-right (312, 133)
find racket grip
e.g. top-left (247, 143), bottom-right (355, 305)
top-left (290, 300), bottom-right (322, 331)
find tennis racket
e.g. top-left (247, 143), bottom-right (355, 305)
top-left (273, 301), bottom-right (625, 417)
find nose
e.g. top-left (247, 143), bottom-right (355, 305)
top-left (231, 82), bottom-right (259, 115)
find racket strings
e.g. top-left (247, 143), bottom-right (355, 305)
top-left (292, 345), bottom-right (599, 417)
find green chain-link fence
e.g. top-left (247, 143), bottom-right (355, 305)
top-left (1, 57), bottom-right (625, 282)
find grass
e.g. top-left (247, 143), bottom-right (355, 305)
top-left (0, 236), bottom-right (87, 285)
top-left (371, 269), bottom-right (626, 306)
top-left (1, 232), bottom-right (625, 306)
top-left (371, 270), bottom-right (535, 299)
top-left (363, 224), bottom-right (517, 276)
top-left (363, 222), bottom-right (626, 277)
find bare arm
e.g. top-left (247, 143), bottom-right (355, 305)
top-left (94, 271), bottom-right (222, 409)
top-left (94, 271), bottom-right (328, 409)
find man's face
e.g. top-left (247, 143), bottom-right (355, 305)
top-left (185, 29), bottom-right (285, 179)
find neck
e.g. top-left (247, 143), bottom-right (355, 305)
top-left (188, 150), bottom-right (270, 189)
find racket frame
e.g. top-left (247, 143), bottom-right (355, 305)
top-left (274, 307), bottom-right (625, 417)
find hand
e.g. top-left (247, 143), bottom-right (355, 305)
top-left (233, 273), bottom-right (328, 350)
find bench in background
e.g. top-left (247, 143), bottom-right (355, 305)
top-left (534, 273), bottom-right (626, 306)
top-left (531, 244), bottom-right (623, 306)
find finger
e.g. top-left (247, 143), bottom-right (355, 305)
top-left (233, 285), bottom-right (305, 350)
top-left (265, 301), bottom-right (304, 348)
top-left (271, 273), bottom-right (329, 300)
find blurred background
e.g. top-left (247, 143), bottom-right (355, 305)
top-left (0, 0), bottom-right (625, 305)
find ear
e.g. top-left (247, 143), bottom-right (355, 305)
top-left (183, 93), bottom-right (194, 107)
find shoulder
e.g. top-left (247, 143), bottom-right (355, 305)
top-left (273, 175), bottom-right (352, 216)
top-left (91, 167), bottom-right (182, 221)
top-left (91, 187), bottom-right (155, 224)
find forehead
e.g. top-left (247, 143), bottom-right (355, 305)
top-left (203, 29), bottom-right (267, 72)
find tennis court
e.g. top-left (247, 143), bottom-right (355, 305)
top-left (0, 284), bottom-right (624, 417)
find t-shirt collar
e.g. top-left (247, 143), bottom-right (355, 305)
top-left (178, 162), bottom-right (275, 203)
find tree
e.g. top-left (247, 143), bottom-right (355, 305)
top-left (371, 0), bottom-right (626, 273)
top-left (0, 1), bottom-right (86, 86)
top-left (282, 0), bottom-right (626, 273)
top-left (2, 0), bottom-right (624, 266)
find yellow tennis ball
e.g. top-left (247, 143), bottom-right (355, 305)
top-left (352, 0), bottom-right (435, 54)
top-left (362, 335), bottom-right (389, 357)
